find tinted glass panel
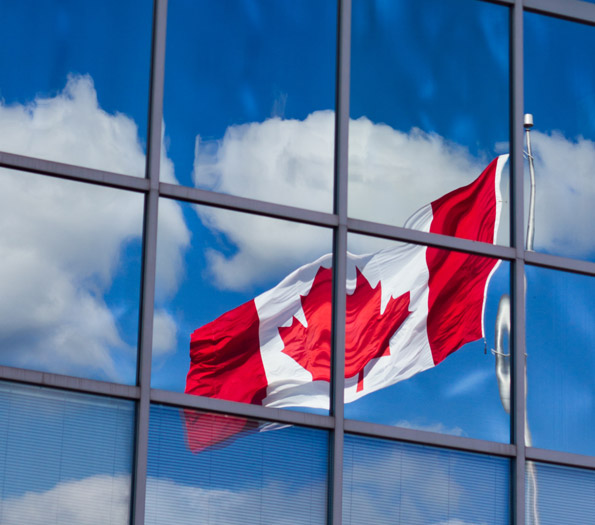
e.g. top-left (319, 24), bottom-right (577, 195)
top-left (525, 13), bottom-right (595, 260)
top-left (0, 1), bottom-right (152, 175)
top-left (147, 405), bottom-right (328, 524)
top-left (152, 201), bottom-right (332, 414)
top-left (0, 381), bottom-right (134, 525)
top-left (163, 0), bottom-right (336, 211)
top-left (0, 170), bottom-right (143, 383)
top-left (344, 434), bottom-right (510, 524)
top-left (526, 266), bottom-right (595, 456)
top-left (344, 235), bottom-right (511, 443)
top-left (349, 0), bottom-right (509, 245)
top-left (526, 461), bottom-right (595, 525)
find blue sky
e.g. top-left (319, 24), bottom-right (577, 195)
top-left (1, 0), bottom-right (595, 523)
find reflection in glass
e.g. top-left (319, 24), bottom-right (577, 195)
top-left (0, 0), bottom-right (152, 174)
top-left (163, 0), bottom-right (336, 210)
top-left (147, 405), bottom-right (328, 524)
top-left (344, 234), bottom-right (510, 443)
top-left (152, 201), bottom-right (332, 414)
top-left (525, 13), bottom-right (595, 261)
top-left (349, 0), bottom-right (509, 242)
top-left (526, 462), bottom-right (595, 525)
top-left (526, 266), bottom-right (595, 456)
top-left (0, 169), bottom-right (143, 384)
top-left (343, 434), bottom-right (510, 524)
top-left (0, 381), bottom-right (134, 525)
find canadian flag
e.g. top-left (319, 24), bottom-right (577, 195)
top-left (185, 155), bottom-right (507, 451)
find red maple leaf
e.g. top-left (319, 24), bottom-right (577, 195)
top-left (279, 266), bottom-right (410, 391)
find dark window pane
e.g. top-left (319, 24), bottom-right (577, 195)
top-left (0, 381), bottom-right (134, 525)
top-left (0, 1), bottom-right (152, 175)
top-left (147, 405), bottom-right (328, 524)
top-left (344, 434), bottom-right (510, 524)
top-left (525, 13), bottom-right (595, 260)
top-left (344, 235), bottom-right (511, 442)
top-left (349, 0), bottom-right (509, 245)
top-left (526, 266), bottom-right (595, 456)
top-left (163, 0), bottom-right (336, 211)
top-left (526, 461), bottom-right (595, 525)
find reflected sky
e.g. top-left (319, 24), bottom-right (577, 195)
top-left (147, 405), bottom-right (328, 525)
top-left (1, 0), bottom-right (595, 511)
top-left (0, 0), bottom-right (152, 173)
top-left (0, 169), bottom-right (143, 384)
top-left (0, 382), bottom-right (134, 524)
top-left (525, 12), bottom-right (595, 261)
top-left (344, 435), bottom-right (510, 524)
top-left (526, 267), bottom-right (595, 456)
top-left (163, 0), bottom-right (337, 205)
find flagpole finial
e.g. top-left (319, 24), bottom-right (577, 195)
top-left (524, 113), bottom-right (534, 129)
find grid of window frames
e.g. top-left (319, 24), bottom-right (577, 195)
top-left (1, 0), bottom-right (595, 524)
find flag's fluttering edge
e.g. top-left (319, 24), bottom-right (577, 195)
top-left (184, 156), bottom-right (507, 451)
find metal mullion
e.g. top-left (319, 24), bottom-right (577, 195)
top-left (510, 1), bottom-right (526, 523)
top-left (348, 217), bottom-right (516, 260)
top-left (526, 447), bottom-right (595, 471)
top-left (151, 389), bottom-right (335, 430)
top-left (525, 251), bottom-right (595, 277)
top-left (132, 0), bottom-right (168, 524)
top-left (0, 150), bottom-right (150, 193)
top-left (329, 0), bottom-right (350, 523)
top-left (481, 0), bottom-right (515, 6)
top-left (159, 182), bottom-right (339, 228)
top-left (344, 419), bottom-right (516, 458)
top-left (524, 0), bottom-right (595, 25)
top-left (0, 365), bottom-right (140, 400)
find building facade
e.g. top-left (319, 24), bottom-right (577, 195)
top-left (1, 0), bottom-right (595, 523)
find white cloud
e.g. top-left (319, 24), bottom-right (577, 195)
top-left (0, 474), bottom-right (131, 525)
top-left (1, 474), bottom-right (326, 525)
top-left (392, 420), bottom-right (465, 437)
top-left (1, 462), bottom-right (503, 525)
top-left (145, 476), bottom-right (328, 525)
top-left (531, 131), bottom-right (595, 258)
top-left (0, 75), bottom-right (189, 380)
top-left (152, 309), bottom-right (178, 357)
top-left (194, 111), bottom-right (335, 212)
top-left (443, 368), bottom-right (494, 399)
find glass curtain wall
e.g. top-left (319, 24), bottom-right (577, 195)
top-left (0, 0), bottom-right (595, 524)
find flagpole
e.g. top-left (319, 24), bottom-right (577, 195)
top-left (525, 113), bottom-right (536, 251)
top-left (493, 113), bottom-right (539, 524)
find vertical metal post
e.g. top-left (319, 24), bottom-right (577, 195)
top-left (524, 114), bottom-right (536, 252)
top-left (132, 0), bottom-right (168, 523)
top-left (510, 1), bottom-right (527, 524)
top-left (329, 0), bottom-right (351, 523)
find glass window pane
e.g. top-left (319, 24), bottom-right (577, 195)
top-left (152, 201), bottom-right (332, 414)
top-left (0, 1), bottom-right (152, 175)
top-left (526, 266), bottom-right (595, 456)
top-left (0, 169), bottom-right (143, 384)
top-left (344, 235), bottom-right (511, 443)
top-left (349, 0), bottom-right (510, 245)
top-left (163, 0), bottom-right (336, 211)
top-left (147, 404), bottom-right (328, 524)
top-left (526, 461), bottom-right (595, 525)
top-left (0, 381), bottom-right (134, 525)
top-left (525, 13), bottom-right (595, 260)
top-left (344, 434), bottom-right (510, 525)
